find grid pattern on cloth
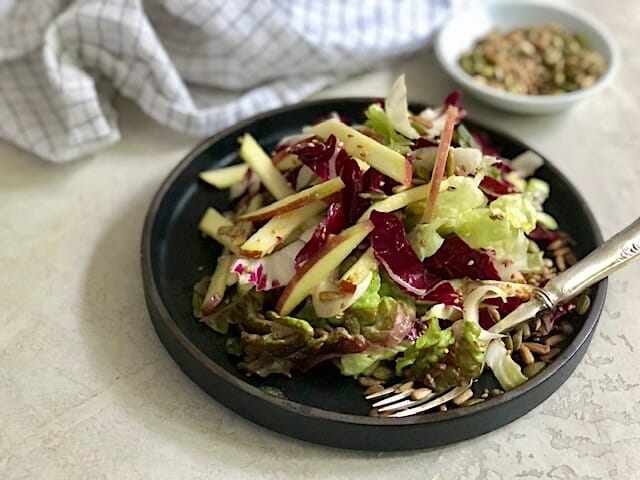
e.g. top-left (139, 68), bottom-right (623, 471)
top-left (0, 0), bottom-right (455, 162)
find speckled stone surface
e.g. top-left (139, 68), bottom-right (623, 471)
top-left (1, 1), bottom-right (639, 478)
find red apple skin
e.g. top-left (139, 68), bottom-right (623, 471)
top-left (403, 158), bottom-right (413, 185)
top-left (238, 197), bottom-right (312, 222)
top-left (237, 178), bottom-right (344, 222)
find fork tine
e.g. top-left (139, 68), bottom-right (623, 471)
top-left (364, 382), bottom-right (401, 400)
top-left (377, 391), bottom-right (437, 413)
top-left (371, 389), bottom-right (413, 408)
top-left (389, 384), bottom-right (472, 418)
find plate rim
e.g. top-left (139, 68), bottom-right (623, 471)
top-left (141, 97), bottom-right (607, 429)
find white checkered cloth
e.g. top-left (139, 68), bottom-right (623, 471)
top-left (0, 0), bottom-right (456, 162)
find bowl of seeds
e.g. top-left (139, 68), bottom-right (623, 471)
top-left (435, 0), bottom-right (618, 114)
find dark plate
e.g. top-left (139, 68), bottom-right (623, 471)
top-left (141, 98), bottom-right (606, 451)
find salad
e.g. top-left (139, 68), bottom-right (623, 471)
top-left (192, 75), bottom-right (584, 411)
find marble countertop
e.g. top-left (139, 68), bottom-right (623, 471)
top-left (2, 1), bottom-right (639, 478)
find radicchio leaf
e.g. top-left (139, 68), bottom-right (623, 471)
top-left (479, 296), bottom-right (524, 329)
top-left (412, 137), bottom-right (438, 149)
top-left (291, 135), bottom-right (337, 180)
top-left (442, 90), bottom-right (466, 124)
top-left (444, 90), bottom-right (463, 109)
top-left (295, 202), bottom-right (345, 268)
top-left (471, 130), bottom-right (501, 156)
top-left (528, 223), bottom-right (562, 247)
top-left (479, 175), bottom-right (519, 200)
top-left (421, 281), bottom-right (461, 307)
top-left (370, 211), bottom-right (440, 297)
top-left (336, 151), bottom-right (369, 225)
top-left (423, 234), bottom-right (501, 281)
top-left (362, 168), bottom-right (398, 194)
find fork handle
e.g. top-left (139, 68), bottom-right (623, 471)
top-left (537, 216), bottom-right (640, 309)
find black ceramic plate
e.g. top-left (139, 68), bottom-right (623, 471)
top-left (141, 99), bottom-right (606, 451)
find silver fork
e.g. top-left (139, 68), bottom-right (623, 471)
top-left (368, 217), bottom-right (640, 417)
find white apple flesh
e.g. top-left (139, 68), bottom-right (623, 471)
top-left (201, 252), bottom-right (234, 315)
top-left (198, 207), bottom-right (241, 254)
top-left (276, 220), bottom-right (374, 316)
top-left (338, 247), bottom-right (378, 293)
top-left (311, 118), bottom-right (412, 185)
top-left (237, 177), bottom-right (345, 222)
top-left (358, 183), bottom-right (431, 222)
top-left (199, 164), bottom-right (249, 189)
top-left (239, 133), bottom-right (295, 200)
top-left (239, 201), bottom-right (326, 257)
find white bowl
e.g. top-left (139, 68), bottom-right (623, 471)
top-left (435, 0), bottom-right (619, 114)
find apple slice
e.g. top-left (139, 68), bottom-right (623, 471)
top-left (201, 252), bottom-right (234, 316)
top-left (239, 201), bottom-right (326, 257)
top-left (198, 207), bottom-right (241, 254)
top-left (238, 177), bottom-right (345, 222)
top-left (199, 164), bottom-right (249, 189)
top-left (339, 247), bottom-right (378, 292)
top-left (358, 183), bottom-right (431, 222)
top-left (274, 153), bottom-right (301, 171)
top-left (311, 118), bottom-right (412, 185)
top-left (239, 133), bottom-right (294, 199)
top-left (423, 105), bottom-right (457, 223)
top-left (312, 271), bottom-right (373, 317)
top-left (276, 221), bottom-right (374, 316)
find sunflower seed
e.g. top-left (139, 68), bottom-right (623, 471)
top-left (576, 294), bottom-right (591, 315)
top-left (523, 361), bottom-right (546, 378)
top-left (411, 388), bottom-right (433, 401)
top-left (545, 334), bottom-right (566, 347)
top-left (512, 329), bottom-right (523, 351)
top-left (519, 345), bottom-right (535, 365)
top-left (452, 388), bottom-right (474, 406)
top-left (364, 384), bottom-right (385, 395)
top-left (359, 376), bottom-right (382, 387)
top-left (523, 341), bottom-right (551, 355)
top-left (540, 347), bottom-right (561, 363)
top-left (397, 381), bottom-right (415, 393)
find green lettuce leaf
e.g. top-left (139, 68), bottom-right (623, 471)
top-left (409, 176), bottom-right (487, 260)
top-left (397, 318), bottom-right (486, 393)
top-left (485, 340), bottom-right (527, 390)
top-left (489, 194), bottom-right (537, 233)
top-left (350, 269), bottom-right (381, 311)
top-left (395, 316), bottom-right (455, 376)
top-left (434, 176), bottom-right (487, 221)
top-left (364, 104), bottom-right (413, 154)
top-left (409, 221), bottom-right (445, 260)
top-left (339, 346), bottom-right (403, 377)
top-left (449, 208), bottom-right (531, 271)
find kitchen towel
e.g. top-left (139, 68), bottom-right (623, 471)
top-left (0, 0), bottom-right (456, 162)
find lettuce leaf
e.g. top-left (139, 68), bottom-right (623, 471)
top-left (385, 74), bottom-right (420, 140)
top-left (451, 208), bottom-right (531, 271)
top-left (350, 268), bottom-right (381, 311)
top-left (489, 194), bottom-right (537, 233)
top-left (395, 316), bottom-right (455, 376)
top-left (354, 296), bottom-right (416, 347)
top-left (338, 346), bottom-right (403, 377)
top-left (402, 319), bottom-right (486, 392)
top-left (485, 340), bottom-right (527, 390)
top-left (364, 103), bottom-right (413, 154)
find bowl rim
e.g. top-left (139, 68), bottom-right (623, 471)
top-left (141, 97), bottom-right (606, 430)
top-left (435, 0), bottom-right (620, 106)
